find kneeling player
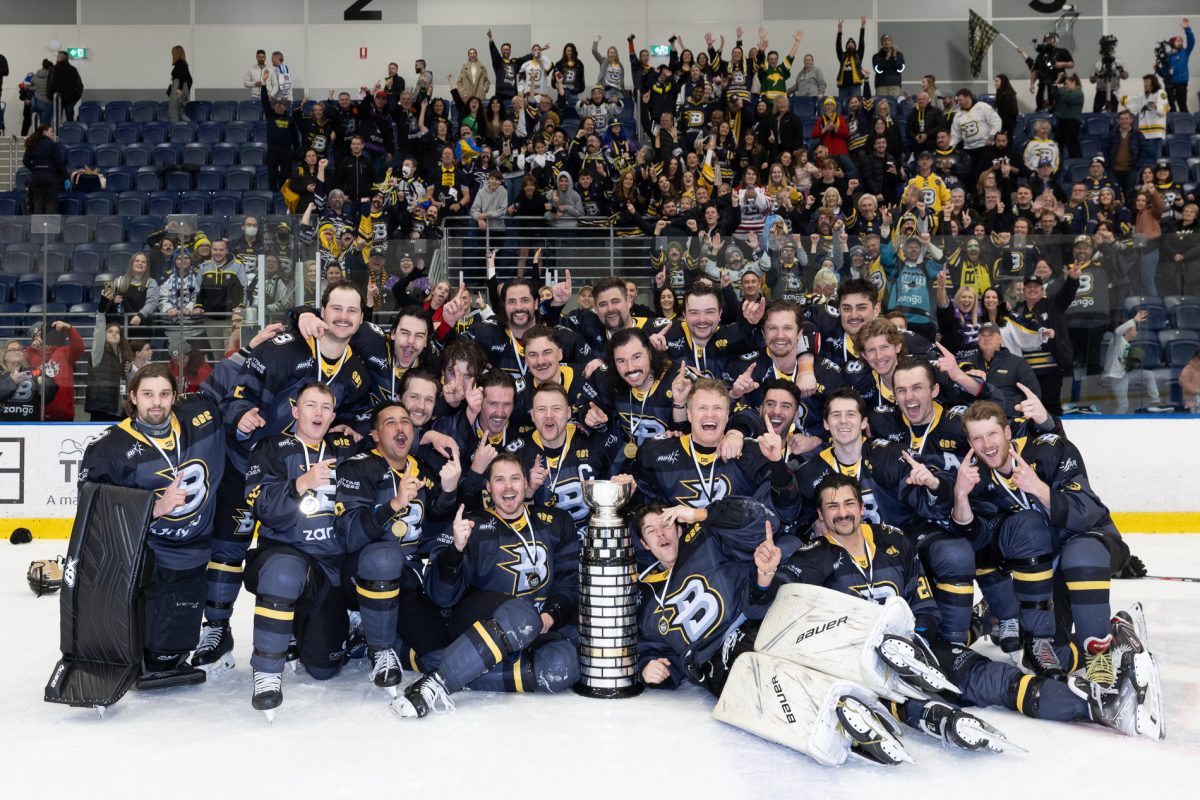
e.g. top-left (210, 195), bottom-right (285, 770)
top-left (242, 383), bottom-right (358, 718)
top-left (780, 473), bottom-right (1152, 743)
top-left (393, 454), bottom-right (581, 717)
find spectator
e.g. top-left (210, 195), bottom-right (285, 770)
top-left (1161, 18), bottom-right (1193, 112)
top-left (338, 135), bottom-right (377, 210)
top-left (1133, 185), bottom-right (1165, 296)
top-left (230, 216), bottom-right (267, 265)
top-left (18, 71), bottom-right (36, 136)
top-left (84, 323), bottom-right (132, 422)
top-left (126, 338), bottom-right (153, 383)
top-left (1122, 74), bottom-right (1169, 164)
top-left (1017, 33), bottom-right (1073, 112)
top-left (871, 33), bottom-right (905, 98)
top-left (456, 49), bottom-right (491, 107)
top-left (468, 170), bottom-right (508, 265)
top-left (755, 29), bottom-right (802, 103)
top-left (1, 338), bottom-right (57, 422)
top-left (293, 99), bottom-right (336, 163)
top-left (949, 89), bottom-right (1001, 183)
top-left (169, 45), bottom-right (193, 122)
top-left (266, 50), bottom-right (293, 102)
top-left (159, 247), bottom-right (204, 352)
top-left (22, 124), bottom-right (65, 214)
top-left (487, 30), bottom-right (526, 104)
top-left (244, 49), bottom-right (267, 99)
top-left (284, 148), bottom-right (320, 213)
top-left (1180, 348), bottom-right (1200, 411)
top-left (261, 86), bottom-right (298, 191)
top-left (812, 98), bottom-right (850, 156)
top-left (881, 234), bottom-right (943, 339)
top-left (1161, 203), bottom-right (1200, 296)
top-left (46, 50), bottom-right (83, 122)
top-left (0, 50), bottom-right (6, 101)
top-left (553, 43), bottom-right (585, 108)
top-left (31, 59), bottom-right (52, 126)
top-left (1052, 74), bottom-right (1084, 160)
top-left (1022, 118), bottom-right (1060, 174)
top-left (99, 253), bottom-right (160, 335)
top-left (963, 321), bottom-right (1040, 412)
top-left (69, 164), bottom-right (105, 193)
top-left (197, 239), bottom-right (246, 353)
top-left (169, 341), bottom-right (213, 395)
top-left (1089, 47), bottom-right (1128, 113)
top-left (246, 253), bottom-right (295, 319)
top-left (905, 91), bottom-right (944, 153)
top-left (992, 74), bottom-right (1019, 134)
top-left (834, 16), bottom-right (867, 104)
top-left (1008, 268), bottom-right (1077, 418)
top-left (790, 54), bottom-right (825, 98)
top-left (591, 36), bottom-right (625, 100)
top-left (1105, 108), bottom-right (1145, 200)
top-left (25, 321), bottom-right (83, 421)
top-left (1104, 310), bottom-right (1161, 412)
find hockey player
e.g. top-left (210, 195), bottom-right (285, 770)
top-left (241, 382), bottom-right (360, 716)
top-left (193, 280), bottom-right (372, 675)
top-left (950, 400), bottom-right (1133, 684)
top-left (723, 377), bottom-right (825, 467)
top-left (654, 284), bottom-right (762, 380)
top-left (726, 300), bottom-right (820, 408)
top-left (509, 382), bottom-right (616, 534)
top-left (335, 401), bottom-right (461, 686)
top-left (778, 473), bottom-right (1152, 746)
top-left (78, 363), bottom-right (225, 688)
top-left (510, 324), bottom-right (598, 427)
top-left (561, 276), bottom-right (669, 356)
top-left (393, 454), bottom-right (582, 717)
top-left (633, 378), bottom-right (799, 515)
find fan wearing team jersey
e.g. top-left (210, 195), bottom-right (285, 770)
top-left (632, 378), bottom-right (799, 516)
top-left (509, 383), bottom-right (616, 534)
top-left (652, 284), bottom-right (764, 381)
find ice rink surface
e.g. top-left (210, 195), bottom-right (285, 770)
top-left (2, 535), bottom-right (1197, 798)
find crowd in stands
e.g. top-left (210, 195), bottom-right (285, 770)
top-left (2, 17), bottom-right (1200, 421)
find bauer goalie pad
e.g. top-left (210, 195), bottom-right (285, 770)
top-left (45, 482), bottom-right (156, 710)
top-left (713, 652), bottom-right (910, 767)
top-left (753, 583), bottom-right (956, 702)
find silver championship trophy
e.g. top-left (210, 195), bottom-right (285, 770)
top-left (575, 479), bottom-right (643, 698)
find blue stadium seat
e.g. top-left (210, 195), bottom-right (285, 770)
top-left (170, 121), bottom-right (197, 144)
top-left (240, 142), bottom-right (267, 166)
top-left (127, 216), bottom-right (160, 244)
top-left (123, 143), bottom-right (153, 167)
top-left (222, 122), bottom-right (252, 144)
top-left (180, 192), bottom-right (210, 215)
top-left (13, 168), bottom-right (29, 191)
top-left (0, 219), bottom-right (28, 244)
top-left (164, 171), bottom-right (192, 192)
top-left (195, 216), bottom-right (225, 240)
top-left (1082, 114), bottom-right (1110, 138)
top-left (72, 244), bottom-right (107, 275)
top-left (197, 122), bottom-right (223, 144)
top-left (211, 192), bottom-right (241, 216)
top-left (1167, 159), bottom-right (1189, 184)
top-left (1079, 138), bottom-right (1102, 160)
top-left (116, 191), bottom-right (149, 216)
top-left (54, 275), bottom-right (90, 307)
top-left (156, 101), bottom-right (173, 122)
top-left (1124, 295), bottom-right (1167, 330)
top-left (106, 243), bottom-right (141, 271)
top-left (27, 302), bottom-right (68, 315)
top-left (1173, 302), bottom-right (1200, 330)
top-left (1165, 136), bottom-right (1191, 159)
top-left (241, 191), bottom-right (273, 218)
top-left (186, 101), bottom-right (212, 123)
top-left (95, 216), bottom-right (125, 243)
top-left (182, 143), bottom-right (211, 167)
top-left (95, 143), bottom-right (123, 169)
top-left (2, 246), bottom-right (35, 274)
top-left (78, 102), bottom-right (105, 125)
top-left (87, 122), bottom-right (115, 145)
top-left (196, 167), bottom-right (224, 192)
top-left (210, 101), bottom-right (238, 123)
top-left (1159, 329), bottom-right (1200, 366)
top-left (15, 273), bottom-right (46, 306)
top-left (142, 121), bottom-right (170, 145)
top-left (211, 142), bottom-right (241, 166)
top-left (58, 122), bottom-right (87, 145)
top-left (52, 192), bottom-right (81, 216)
top-left (103, 101), bottom-right (131, 124)
top-left (105, 167), bottom-right (134, 193)
top-left (130, 101), bottom-right (158, 123)
top-left (69, 302), bottom-right (98, 314)
top-left (1168, 113), bottom-right (1197, 135)
top-left (66, 145), bottom-right (95, 169)
top-left (113, 122), bottom-right (142, 145)
top-left (1064, 158), bottom-right (1089, 183)
top-left (0, 192), bottom-right (24, 216)
top-left (154, 143), bottom-right (184, 168)
top-left (249, 122), bottom-right (268, 143)
top-left (44, 244), bottom-right (73, 274)
top-left (61, 217), bottom-right (94, 244)
top-left (237, 100), bottom-right (263, 121)
top-left (150, 190), bottom-right (181, 215)
top-left (85, 192), bottom-right (117, 216)
top-left (254, 166), bottom-right (271, 191)
top-left (224, 166), bottom-right (255, 192)
top-left (135, 167), bottom-right (162, 192)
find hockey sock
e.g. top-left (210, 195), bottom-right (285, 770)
top-left (439, 599), bottom-right (541, 693)
top-left (356, 577), bottom-right (401, 649)
top-left (1006, 553), bottom-right (1056, 638)
top-left (1060, 536), bottom-right (1113, 644)
top-left (975, 567), bottom-right (1020, 621)
top-left (251, 595), bottom-right (296, 674)
top-left (1009, 673), bottom-right (1088, 721)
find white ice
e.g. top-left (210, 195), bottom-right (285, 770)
top-left (2, 535), bottom-right (1197, 799)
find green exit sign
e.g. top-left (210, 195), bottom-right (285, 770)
top-left (650, 45), bottom-right (670, 57)
top-left (67, 47), bottom-right (87, 59)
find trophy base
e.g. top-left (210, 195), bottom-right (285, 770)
top-left (573, 681), bottom-right (645, 699)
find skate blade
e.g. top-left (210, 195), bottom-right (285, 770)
top-left (261, 708), bottom-right (276, 724)
top-left (390, 696), bottom-right (418, 719)
top-left (287, 659), bottom-right (299, 674)
top-left (877, 637), bottom-right (961, 695)
top-left (383, 684), bottom-right (399, 699)
top-left (96, 705), bottom-right (107, 719)
top-left (836, 697), bottom-right (913, 765)
top-left (955, 717), bottom-right (1028, 754)
top-left (195, 654), bottom-right (236, 678)
top-left (1130, 651), bottom-right (1166, 740)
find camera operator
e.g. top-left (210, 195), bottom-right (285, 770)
top-left (1157, 18), bottom-right (1193, 112)
top-left (1089, 36), bottom-right (1127, 113)
top-left (1017, 33), bottom-right (1074, 112)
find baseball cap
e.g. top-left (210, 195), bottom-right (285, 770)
top-left (1155, 158), bottom-right (1171, 169)
top-left (1090, 154), bottom-right (1105, 164)
top-left (1023, 274), bottom-right (1044, 285)
top-left (370, 245), bottom-right (386, 257)
top-left (979, 322), bottom-right (1002, 335)
top-left (917, 150), bottom-right (933, 160)
top-left (1074, 234), bottom-right (1091, 245)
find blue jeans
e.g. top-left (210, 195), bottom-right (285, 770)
top-left (1139, 245), bottom-right (1160, 297)
top-left (1143, 138), bottom-right (1163, 167)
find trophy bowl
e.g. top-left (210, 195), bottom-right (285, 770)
top-left (582, 480), bottom-right (633, 511)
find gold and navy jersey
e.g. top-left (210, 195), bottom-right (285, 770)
top-left (334, 448), bottom-right (456, 571)
top-left (991, 243), bottom-right (1041, 287)
top-left (78, 395), bottom-right (226, 570)
top-left (779, 522), bottom-right (940, 632)
top-left (244, 431), bottom-right (357, 575)
top-left (426, 504), bottom-right (579, 624)
top-left (661, 319), bottom-right (758, 381)
top-left (508, 425), bottom-right (614, 530)
top-left (511, 364), bottom-right (599, 428)
top-left (456, 319), bottom-right (593, 387)
top-left (794, 439), bottom-right (953, 532)
top-left (585, 363), bottom-right (678, 469)
top-left (222, 332), bottom-right (371, 471)
top-left (952, 432), bottom-right (1118, 545)
top-left (632, 434), bottom-right (799, 513)
top-left (636, 497), bottom-right (779, 687)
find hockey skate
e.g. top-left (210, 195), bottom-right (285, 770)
top-left (346, 611), bottom-right (367, 660)
top-left (251, 670), bottom-right (283, 723)
top-left (391, 671), bottom-right (454, 719)
top-left (191, 621), bottom-right (235, 676)
top-left (1082, 635), bottom-right (1116, 688)
top-left (971, 600), bottom-right (1021, 653)
top-left (368, 648), bottom-right (403, 698)
top-left (285, 636), bottom-right (300, 674)
top-left (876, 634), bottom-right (960, 695)
top-left (916, 699), bottom-right (1025, 754)
top-left (835, 695), bottom-right (911, 765)
top-left (1111, 606), bottom-right (1165, 740)
top-left (1023, 636), bottom-right (1065, 678)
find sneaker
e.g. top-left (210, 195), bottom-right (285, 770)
top-left (251, 670), bottom-right (283, 719)
top-left (995, 619), bottom-right (1021, 653)
top-left (1084, 635), bottom-right (1116, 688)
top-left (190, 620), bottom-right (235, 675)
top-left (916, 699), bottom-right (1022, 753)
top-left (391, 671), bottom-right (454, 719)
top-left (369, 647), bottom-right (403, 696)
top-left (835, 696), bottom-right (911, 765)
top-left (1024, 636), bottom-right (1065, 678)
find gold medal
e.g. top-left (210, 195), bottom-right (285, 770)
top-left (624, 441), bottom-right (638, 459)
top-left (658, 617), bottom-right (669, 635)
top-left (529, 574), bottom-right (541, 589)
top-left (390, 519), bottom-right (409, 539)
top-left (299, 493), bottom-right (320, 515)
